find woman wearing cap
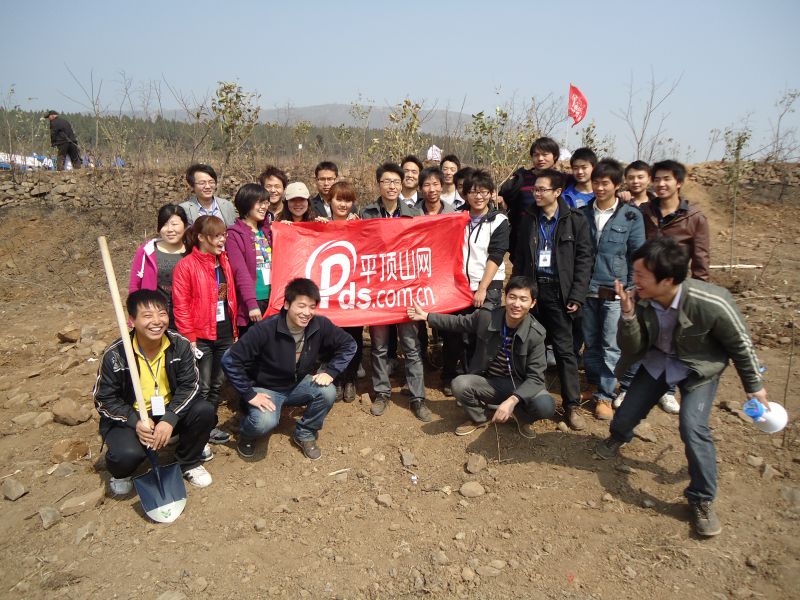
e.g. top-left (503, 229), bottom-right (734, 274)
top-left (129, 203), bottom-right (189, 328)
top-left (325, 181), bottom-right (362, 401)
top-left (276, 182), bottom-right (316, 223)
top-left (226, 183), bottom-right (273, 336)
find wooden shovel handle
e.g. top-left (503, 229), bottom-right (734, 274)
top-left (98, 236), bottom-right (150, 423)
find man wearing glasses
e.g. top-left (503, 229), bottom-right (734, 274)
top-left (180, 163), bottom-right (237, 226)
top-left (511, 169), bottom-right (593, 430)
top-left (310, 161), bottom-right (341, 219)
top-left (359, 163), bottom-right (432, 422)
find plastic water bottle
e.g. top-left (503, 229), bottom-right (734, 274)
top-left (742, 399), bottom-right (789, 434)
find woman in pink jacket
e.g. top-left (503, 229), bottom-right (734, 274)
top-left (172, 215), bottom-right (238, 444)
top-left (226, 183), bottom-right (273, 337)
top-left (128, 204), bottom-right (188, 327)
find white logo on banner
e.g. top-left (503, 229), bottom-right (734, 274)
top-left (305, 240), bottom-right (437, 310)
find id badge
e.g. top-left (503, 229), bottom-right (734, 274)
top-left (538, 249), bottom-right (552, 268)
top-left (216, 300), bottom-right (226, 322)
top-left (150, 394), bottom-right (166, 416)
top-left (260, 262), bottom-right (271, 286)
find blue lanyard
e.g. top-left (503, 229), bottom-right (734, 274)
top-left (502, 322), bottom-right (516, 389)
top-left (538, 208), bottom-right (559, 247)
top-left (137, 341), bottom-right (162, 393)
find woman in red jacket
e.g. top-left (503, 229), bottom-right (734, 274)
top-left (172, 215), bottom-right (238, 444)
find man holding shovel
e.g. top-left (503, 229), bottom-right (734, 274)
top-left (93, 289), bottom-right (215, 495)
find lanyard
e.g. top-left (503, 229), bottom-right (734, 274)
top-left (502, 322), bottom-right (517, 390)
top-left (538, 208), bottom-right (559, 247)
top-left (137, 341), bottom-right (162, 393)
top-left (256, 231), bottom-right (271, 263)
top-left (215, 264), bottom-right (221, 289)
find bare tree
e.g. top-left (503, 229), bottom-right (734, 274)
top-left (613, 69), bottom-right (682, 161)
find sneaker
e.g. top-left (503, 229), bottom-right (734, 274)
top-left (201, 443), bottom-right (214, 462)
top-left (343, 382), bottom-right (356, 403)
top-left (357, 364), bottom-right (366, 378)
top-left (109, 476), bottom-right (133, 495)
top-left (455, 420), bottom-right (490, 436)
top-left (237, 437), bottom-right (256, 459)
top-left (613, 391), bottom-right (626, 409)
top-left (292, 436), bottom-right (322, 460)
top-left (371, 394), bottom-right (390, 416)
top-left (690, 501), bottom-right (722, 537)
top-left (565, 406), bottom-right (586, 431)
top-left (659, 393), bottom-right (680, 414)
top-left (335, 384), bottom-right (344, 402)
top-left (209, 427), bottom-right (231, 444)
top-left (594, 399), bottom-right (614, 420)
top-left (411, 400), bottom-right (433, 422)
top-left (183, 464), bottom-right (213, 488)
top-left (511, 414), bottom-right (536, 439)
top-left (595, 436), bottom-right (625, 459)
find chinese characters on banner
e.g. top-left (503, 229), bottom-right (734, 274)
top-left (568, 84), bottom-right (588, 127)
top-left (267, 213), bottom-right (474, 327)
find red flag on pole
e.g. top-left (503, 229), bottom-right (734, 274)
top-left (567, 84), bottom-right (588, 127)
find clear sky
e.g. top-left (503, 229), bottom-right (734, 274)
top-left (3, 0), bottom-right (799, 161)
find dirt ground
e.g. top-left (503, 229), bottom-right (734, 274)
top-left (0, 179), bottom-right (798, 600)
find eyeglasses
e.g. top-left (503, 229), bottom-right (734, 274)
top-left (533, 187), bottom-right (555, 195)
top-left (379, 179), bottom-right (402, 187)
top-left (195, 180), bottom-right (216, 188)
top-left (468, 190), bottom-right (491, 198)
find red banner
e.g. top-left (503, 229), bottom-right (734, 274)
top-left (267, 213), bottom-right (474, 327)
top-left (568, 83), bottom-right (588, 127)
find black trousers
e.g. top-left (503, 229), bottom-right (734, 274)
top-left (56, 143), bottom-right (81, 170)
top-left (534, 281), bottom-right (580, 408)
top-left (102, 399), bottom-right (215, 478)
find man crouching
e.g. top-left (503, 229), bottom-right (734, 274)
top-left (407, 276), bottom-right (555, 437)
top-left (93, 290), bottom-right (215, 495)
top-left (222, 278), bottom-right (356, 460)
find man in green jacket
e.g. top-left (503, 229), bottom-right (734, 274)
top-left (407, 276), bottom-right (555, 437)
top-left (595, 237), bottom-right (767, 537)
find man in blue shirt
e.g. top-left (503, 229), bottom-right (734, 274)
top-left (562, 147), bottom-right (597, 209)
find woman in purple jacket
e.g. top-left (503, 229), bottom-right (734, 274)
top-left (128, 203), bottom-right (189, 327)
top-left (226, 184), bottom-right (273, 336)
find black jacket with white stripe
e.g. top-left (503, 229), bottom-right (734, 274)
top-left (93, 330), bottom-right (200, 434)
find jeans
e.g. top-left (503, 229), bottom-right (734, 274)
top-left (609, 368), bottom-right (720, 503)
top-left (102, 399), bottom-right (215, 477)
top-left (582, 296), bottom-right (621, 401)
top-left (239, 375), bottom-right (336, 442)
top-left (452, 374), bottom-right (556, 424)
top-left (534, 282), bottom-right (580, 407)
top-left (369, 322), bottom-right (425, 401)
top-left (618, 361), bottom-right (676, 397)
top-left (196, 337), bottom-right (232, 411)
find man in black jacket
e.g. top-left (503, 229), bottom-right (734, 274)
top-left (407, 276), bottom-right (555, 436)
top-left (222, 278), bottom-right (356, 460)
top-left (310, 161), bottom-right (339, 218)
top-left (45, 110), bottom-right (81, 170)
top-left (93, 290), bottom-right (215, 495)
top-left (512, 169), bottom-right (594, 430)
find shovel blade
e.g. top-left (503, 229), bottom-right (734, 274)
top-left (134, 462), bottom-right (187, 523)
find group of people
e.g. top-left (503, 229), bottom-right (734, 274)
top-left (93, 138), bottom-right (767, 537)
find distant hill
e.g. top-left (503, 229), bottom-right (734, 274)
top-left (260, 104), bottom-right (470, 135)
top-left (138, 103), bottom-right (470, 135)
